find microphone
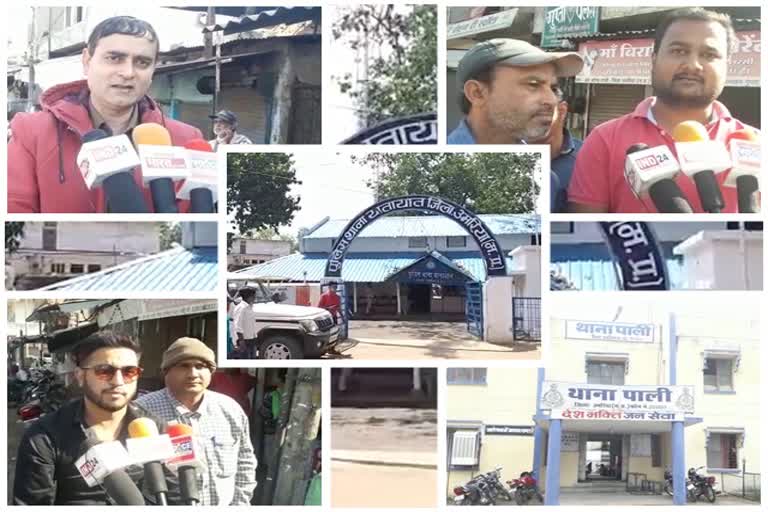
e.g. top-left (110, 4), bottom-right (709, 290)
top-left (75, 439), bottom-right (145, 505)
top-left (127, 417), bottom-right (174, 505)
top-left (178, 139), bottom-right (218, 213)
top-left (624, 143), bottom-right (693, 213)
top-left (133, 123), bottom-right (189, 213)
top-left (725, 129), bottom-right (760, 213)
top-left (166, 423), bottom-right (203, 505)
top-left (77, 130), bottom-right (149, 213)
top-left (672, 121), bottom-right (732, 213)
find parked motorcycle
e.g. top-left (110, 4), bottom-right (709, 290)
top-left (16, 369), bottom-right (68, 423)
top-left (452, 474), bottom-right (497, 506)
top-left (482, 467), bottom-right (513, 501)
top-left (508, 471), bottom-right (543, 505)
top-left (664, 467), bottom-right (716, 503)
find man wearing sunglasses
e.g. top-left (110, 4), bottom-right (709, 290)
top-left (13, 331), bottom-right (159, 505)
top-left (135, 337), bottom-right (257, 505)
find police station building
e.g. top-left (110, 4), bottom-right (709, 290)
top-left (447, 299), bottom-right (759, 504)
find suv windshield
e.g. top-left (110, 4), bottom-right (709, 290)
top-left (229, 280), bottom-right (275, 303)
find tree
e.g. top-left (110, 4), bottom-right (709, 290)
top-left (228, 153), bottom-right (302, 238)
top-left (333, 5), bottom-right (437, 126)
top-left (6, 222), bottom-right (25, 253)
top-left (356, 153), bottom-right (540, 214)
top-left (158, 223), bottom-right (182, 251)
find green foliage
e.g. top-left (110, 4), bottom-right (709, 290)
top-left (158, 223), bottom-right (182, 251)
top-left (333, 5), bottom-right (437, 125)
top-left (356, 153), bottom-right (540, 214)
top-left (227, 153), bottom-right (301, 237)
top-left (6, 222), bottom-right (25, 254)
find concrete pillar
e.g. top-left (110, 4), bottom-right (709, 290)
top-left (672, 421), bottom-right (686, 505)
top-left (413, 368), bottom-right (421, 391)
top-left (353, 282), bottom-right (358, 314)
top-left (532, 368), bottom-right (545, 480)
top-left (396, 281), bottom-right (402, 315)
top-left (544, 419), bottom-right (562, 505)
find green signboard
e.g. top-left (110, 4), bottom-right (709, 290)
top-left (541, 6), bottom-right (600, 48)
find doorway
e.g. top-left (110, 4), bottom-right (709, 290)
top-left (582, 434), bottom-right (624, 482)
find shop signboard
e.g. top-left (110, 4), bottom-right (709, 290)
top-left (540, 381), bottom-right (695, 421)
top-left (541, 7), bottom-right (600, 48)
top-left (576, 31), bottom-right (760, 87)
top-left (485, 425), bottom-right (535, 436)
top-left (447, 9), bottom-right (518, 40)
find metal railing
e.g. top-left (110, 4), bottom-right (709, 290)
top-left (716, 471), bottom-right (760, 502)
top-left (512, 297), bottom-right (541, 342)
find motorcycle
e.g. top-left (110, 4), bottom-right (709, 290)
top-left (664, 467), bottom-right (716, 503)
top-left (16, 370), bottom-right (68, 423)
top-left (452, 474), bottom-right (497, 506)
top-left (508, 471), bottom-right (543, 506)
top-left (482, 467), bottom-right (513, 501)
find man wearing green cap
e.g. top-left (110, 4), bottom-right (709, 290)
top-left (448, 38), bottom-right (583, 144)
top-left (134, 337), bottom-right (257, 505)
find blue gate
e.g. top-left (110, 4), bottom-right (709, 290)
top-left (465, 282), bottom-right (484, 339)
top-left (512, 297), bottom-right (541, 342)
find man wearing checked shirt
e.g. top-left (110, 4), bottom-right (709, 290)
top-left (135, 337), bottom-right (257, 505)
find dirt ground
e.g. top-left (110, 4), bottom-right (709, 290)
top-left (329, 320), bottom-right (540, 360)
top-left (332, 407), bottom-right (438, 507)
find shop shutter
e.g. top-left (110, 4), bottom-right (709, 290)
top-left (451, 430), bottom-right (480, 465)
top-left (587, 84), bottom-right (646, 135)
top-left (218, 87), bottom-right (268, 144)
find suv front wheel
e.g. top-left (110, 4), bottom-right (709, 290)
top-left (258, 335), bottom-right (305, 359)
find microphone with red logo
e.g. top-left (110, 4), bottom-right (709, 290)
top-left (725, 129), bottom-right (761, 213)
top-left (133, 123), bottom-right (189, 213)
top-left (672, 121), bottom-right (732, 213)
top-left (177, 139), bottom-right (218, 213)
top-left (77, 130), bottom-right (150, 213)
top-left (624, 143), bottom-right (693, 213)
top-left (127, 417), bottom-right (174, 505)
top-left (166, 422), bottom-right (204, 505)
top-left (75, 438), bottom-right (146, 505)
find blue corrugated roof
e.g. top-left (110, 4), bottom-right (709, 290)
top-left (234, 251), bottom-right (515, 283)
top-left (305, 214), bottom-right (540, 239)
top-left (551, 243), bottom-right (684, 290)
top-left (40, 247), bottom-right (218, 292)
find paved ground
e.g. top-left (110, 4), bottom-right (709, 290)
top-left (330, 320), bottom-right (540, 360)
top-left (7, 407), bottom-right (26, 504)
top-left (332, 407), bottom-right (437, 507)
top-left (557, 491), bottom-right (757, 506)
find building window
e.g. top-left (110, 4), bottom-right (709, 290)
top-left (703, 358), bottom-right (734, 392)
top-left (51, 263), bottom-right (65, 273)
top-left (651, 434), bottom-right (662, 467)
top-left (240, 241), bottom-right (247, 254)
top-left (448, 429), bottom-right (481, 468)
top-left (551, 222), bottom-right (575, 234)
top-left (409, 237), bottom-right (428, 249)
top-left (586, 360), bottom-right (625, 385)
top-left (707, 433), bottom-right (739, 469)
top-left (70, 264), bottom-right (84, 274)
top-left (42, 222), bottom-right (57, 251)
top-left (87, 264), bottom-right (101, 273)
top-left (447, 368), bottom-right (487, 385)
top-left (446, 236), bottom-right (466, 248)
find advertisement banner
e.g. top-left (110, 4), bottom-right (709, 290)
top-left (576, 31), bottom-right (760, 87)
top-left (542, 7), bottom-right (600, 48)
top-left (540, 381), bottom-right (695, 421)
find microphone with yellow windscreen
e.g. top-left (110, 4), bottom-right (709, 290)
top-left (671, 120), bottom-right (731, 213)
top-left (127, 417), bottom-right (170, 505)
top-left (133, 123), bottom-right (184, 213)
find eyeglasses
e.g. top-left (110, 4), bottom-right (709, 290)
top-left (79, 364), bottom-right (143, 382)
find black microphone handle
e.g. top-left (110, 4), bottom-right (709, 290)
top-left (102, 172), bottom-right (150, 213)
top-left (692, 170), bottom-right (724, 213)
top-left (179, 466), bottom-right (200, 505)
top-left (149, 178), bottom-right (180, 213)
top-left (736, 175), bottom-right (760, 213)
top-left (102, 469), bottom-right (146, 505)
top-left (648, 179), bottom-right (694, 213)
top-left (144, 461), bottom-right (169, 505)
top-left (190, 188), bottom-right (215, 213)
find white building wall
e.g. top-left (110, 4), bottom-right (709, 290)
top-left (19, 222), bottom-right (158, 253)
top-left (551, 222), bottom-right (729, 245)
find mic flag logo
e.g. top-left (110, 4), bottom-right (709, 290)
top-left (599, 222), bottom-right (669, 290)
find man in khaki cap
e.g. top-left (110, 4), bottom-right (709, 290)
top-left (134, 337), bottom-right (257, 505)
top-left (448, 38), bottom-right (583, 144)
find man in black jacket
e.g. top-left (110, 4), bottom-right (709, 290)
top-left (13, 331), bottom-right (162, 505)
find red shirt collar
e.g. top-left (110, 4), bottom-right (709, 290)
top-left (630, 97), bottom-right (734, 125)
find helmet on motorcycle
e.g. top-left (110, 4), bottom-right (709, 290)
top-left (688, 468), bottom-right (697, 478)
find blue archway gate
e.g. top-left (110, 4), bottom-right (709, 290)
top-left (599, 222), bottom-right (670, 290)
top-left (324, 195), bottom-right (509, 339)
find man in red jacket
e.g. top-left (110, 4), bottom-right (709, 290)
top-left (318, 283), bottom-right (342, 324)
top-left (7, 16), bottom-right (204, 213)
